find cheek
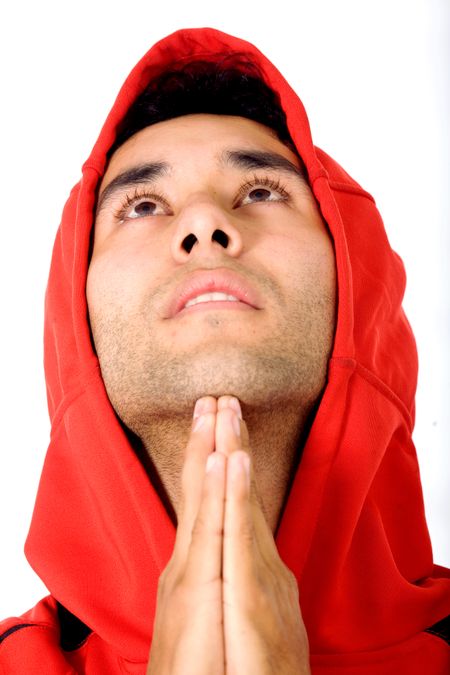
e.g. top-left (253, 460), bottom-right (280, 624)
top-left (262, 224), bottom-right (336, 291)
top-left (86, 243), bottom-right (161, 320)
top-left (306, 230), bottom-right (336, 293)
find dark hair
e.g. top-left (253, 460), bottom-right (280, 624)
top-left (109, 55), bottom-right (298, 158)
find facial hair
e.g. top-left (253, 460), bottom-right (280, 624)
top-left (88, 259), bottom-right (335, 435)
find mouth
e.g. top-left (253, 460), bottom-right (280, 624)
top-left (178, 291), bottom-right (255, 316)
top-left (166, 268), bottom-right (262, 319)
top-left (184, 291), bottom-right (241, 308)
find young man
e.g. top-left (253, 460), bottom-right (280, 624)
top-left (1, 27), bottom-right (449, 674)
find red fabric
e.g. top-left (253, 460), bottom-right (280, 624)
top-left (1, 27), bottom-right (449, 673)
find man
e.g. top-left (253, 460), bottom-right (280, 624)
top-left (1, 26), bottom-right (449, 674)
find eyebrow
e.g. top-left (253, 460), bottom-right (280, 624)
top-left (222, 149), bottom-right (305, 180)
top-left (96, 148), bottom-right (306, 214)
top-left (96, 162), bottom-right (170, 214)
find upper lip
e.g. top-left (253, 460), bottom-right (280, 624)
top-left (166, 268), bottom-right (263, 318)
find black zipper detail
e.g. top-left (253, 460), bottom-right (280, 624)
top-left (0, 623), bottom-right (36, 645)
top-left (425, 614), bottom-right (450, 646)
top-left (56, 602), bottom-right (92, 652)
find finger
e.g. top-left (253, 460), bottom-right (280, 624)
top-left (216, 399), bottom-right (276, 554)
top-left (217, 395), bottom-right (242, 415)
top-left (215, 406), bottom-right (241, 459)
top-left (174, 400), bottom-right (217, 562)
top-left (215, 401), bottom-right (261, 510)
top-left (193, 395), bottom-right (218, 422)
top-left (224, 451), bottom-right (281, 591)
top-left (180, 397), bottom-right (217, 515)
top-left (225, 437), bottom-right (279, 565)
top-left (184, 450), bottom-right (226, 585)
top-left (223, 450), bottom-right (254, 585)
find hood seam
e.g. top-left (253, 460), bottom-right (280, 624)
top-left (49, 365), bottom-right (102, 436)
top-left (331, 356), bottom-right (413, 431)
top-left (327, 180), bottom-right (376, 202)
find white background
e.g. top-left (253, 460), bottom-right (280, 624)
top-left (0, 0), bottom-right (448, 618)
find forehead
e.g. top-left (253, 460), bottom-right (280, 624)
top-left (100, 114), bottom-right (301, 188)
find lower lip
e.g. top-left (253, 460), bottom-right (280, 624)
top-left (176, 300), bottom-right (255, 317)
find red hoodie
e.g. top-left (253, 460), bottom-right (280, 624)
top-left (1, 27), bottom-right (449, 675)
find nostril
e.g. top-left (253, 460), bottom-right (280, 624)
top-left (181, 229), bottom-right (229, 253)
top-left (212, 229), bottom-right (229, 248)
top-left (182, 233), bottom-right (197, 253)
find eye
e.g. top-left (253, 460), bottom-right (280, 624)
top-left (126, 198), bottom-right (165, 219)
top-left (242, 187), bottom-right (277, 204)
top-left (237, 175), bottom-right (290, 207)
top-left (114, 188), bottom-right (170, 222)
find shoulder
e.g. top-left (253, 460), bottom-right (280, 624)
top-left (0, 594), bottom-right (59, 643)
top-left (0, 596), bottom-right (87, 674)
top-left (0, 598), bottom-right (132, 674)
top-left (310, 618), bottom-right (450, 675)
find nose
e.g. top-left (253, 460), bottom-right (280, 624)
top-left (170, 198), bottom-right (243, 263)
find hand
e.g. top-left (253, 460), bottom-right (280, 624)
top-left (146, 396), bottom-right (226, 675)
top-left (215, 396), bottom-right (311, 675)
top-left (147, 396), bottom-right (310, 675)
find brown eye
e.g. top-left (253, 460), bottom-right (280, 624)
top-left (122, 196), bottom-right (169, 221)
top-left (237, 176), bottom-right (290, 207)
top-left (129, 200), bottom-right (158, 218)
top-left (248, 188), bottom-right (272, 202)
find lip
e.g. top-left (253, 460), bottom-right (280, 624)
top-left (166, 268), bottom-right (263, 318)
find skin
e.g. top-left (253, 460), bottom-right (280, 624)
top-left (86, 113), bottom-right (336, 671)
top-left (87, 113), bottom-right (336, 530)
top-left (147, 395), bottom-right (311, 675)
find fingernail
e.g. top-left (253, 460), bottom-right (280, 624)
top-left (232, 412), bottom-right (241, 436)
top-left (193, 398), bottom-right (205, 419)
top-left (206, 453), bottom-right (218, 472)
top-left (229, 397), bottom-right (242, 419)
top-left (193, 414), bottom-right (205, 431)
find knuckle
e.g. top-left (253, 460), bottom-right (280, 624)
top-left (284, 566), bottom-right (299, 592)
top-left (191, 514), bottom-right (223, 543)
top-left (191, 512), bottom-right (207, 539)
top-left (244, 581), bottom-right (272, 616)
top-left (273, 561), bottom-right (299, 593)
top-left (157, 564), bottom-right (170, 587)
top-left (157, 569), bottom-right (191, 608)
top-left (170, 575), bottom-right (195, 610)
top-left (156, 557), bottom-right (180, 595)
top-left (240, 524), bottom-right (255, 547)
top-left (287, 570), bottom-right (299, 597)
top-left (156, 567), bottom-right (171, 600)
top-left (229, 516), bottom-right (254, 544)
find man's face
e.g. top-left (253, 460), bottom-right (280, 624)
top-left (87, 114), bottom-right (336, 434)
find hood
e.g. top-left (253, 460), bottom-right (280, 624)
top-left (25, 27), bottom-right (450, 661)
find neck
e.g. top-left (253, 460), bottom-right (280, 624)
top-left (129, 400), bottom-right (314, 533)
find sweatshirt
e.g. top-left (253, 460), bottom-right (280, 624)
top-left (1, 26), bottom-right (449, 674)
